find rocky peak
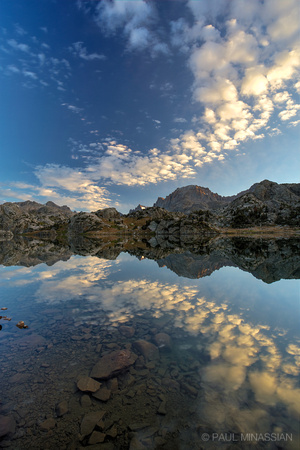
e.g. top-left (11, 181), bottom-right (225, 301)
top-left (153, 185), bottom-right (235, 213)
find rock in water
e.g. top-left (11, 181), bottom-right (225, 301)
top-left (133, 340), bottom-right (159, 361)
top-left (92, 387), bottom-right (111, 402)
top-left (88, 431), bottom-right (106, 444)
top-left (39, 418), bottom-right (56, 431)
top-left (56, 400), bottom-right (69, 417)
top-left (81, 411), bottom-right (106, 436)
top-left (90, 349), bottom-right (137, 379)
top-left (119, 325), bottom-right (135, 338)
top-left (153, 333), bottom-right (172, 350)
top-left (0, 415), bottom-right (16, 437)
top-left (77, 376), bottom-right (101, 392)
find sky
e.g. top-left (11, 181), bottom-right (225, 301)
top-left (0, 0), bottom-right (299, 213)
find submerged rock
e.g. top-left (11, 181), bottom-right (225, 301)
top-left (39, 418), bottom-right (56, 431)
top-left (92, 386), bottom-right (111, 402)
top-left (80, 395), bottom-right (92, 408)
top-left (77, 376), bottom-right (101, 393)
top-left (88, 430), bottom-right (106, 444)
top-left (153, 333), bottom-right (172, 350)
top-left (90, 349), bottom-right (137, 379)
top-left (80, 411), bottom-right (106, 436)
top-left (133, 340), bottom-right (159, 361)
top-left (0, 415), bottom-right (16, 438)
top-left (55, 400), bottom-right (69, 417)
top-left (119, 325), bottom-right (135, 338)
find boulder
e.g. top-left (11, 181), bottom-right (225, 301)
top-left (95, 208), bottom-right (121, 220)
top-left (69, 212), bottom-right (104, 234)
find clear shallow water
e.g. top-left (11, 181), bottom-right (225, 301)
top-left (0, 249), bottom-right (299, 449)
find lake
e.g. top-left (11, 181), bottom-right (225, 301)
top-left (0, 237), bottom-right (299, 449)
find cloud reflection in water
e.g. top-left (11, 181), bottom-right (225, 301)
top-left (1, 253), bottom-right (299, 445)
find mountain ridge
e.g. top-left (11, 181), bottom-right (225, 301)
top-left (151, 179), bottom-right (299, 214)
top-left (0, 180), bottom-right (299, 238)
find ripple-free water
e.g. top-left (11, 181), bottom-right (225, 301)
top-left (0, 248), bottom-right (299, 449)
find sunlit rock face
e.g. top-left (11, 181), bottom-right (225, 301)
top-left (151, 180), bottom-right (300, 229)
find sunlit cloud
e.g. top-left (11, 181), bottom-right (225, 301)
top-left (33, 164), bottom-right (112, 210)
top-left (170, 0), bottom-right (300, 155)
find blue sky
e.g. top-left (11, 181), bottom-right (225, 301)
top-left (0, 0), bottom-right (299, 212)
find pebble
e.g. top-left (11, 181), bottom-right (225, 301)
top-left (119, 325), bottom-right (135, 338)
top-left (106, 424), bottom-right (118, 438)
top-left (157, 402), bottom-right (167, 415)
top-left (129, 422), bottom-right (150, 431)
top-left (88, 431), bottom-right (106, 444)
top-left (80, 395), bottom-right (92, 408)
top-left (96, 344), bottom-right (103, 353)
top-left (55, 400), bottom-right (68, 417)
top-left (39, 418), bottom-right (56, 431)
top-left (180, 381), bottom-right (198, 396)
top-left (107, 377), bottom-right (118, 392)
top-left (92, 387), bottom-right (111, 402)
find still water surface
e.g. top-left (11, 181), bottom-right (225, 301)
top-left (0, 244), bottom-right (299, 449)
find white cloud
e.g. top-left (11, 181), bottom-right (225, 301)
top-left (7, 38), bottom-right (30, 53)
top-left (33, 164), bottom-right (112, 211)
top-left (61, 103), bottom-right (83, 115)
top-left (7, 64), bottom-right (20, 74)
top-left (94, 0), bottom-right (169, 55)
top-left (173, 0), bottom-right (300, 154)
top-left (241, 67), bottom-right (269, 96)
top-left (128, 27), bottom-right (150, 50)
top-left (174, 117), bottom-right (187, 123)
top-left (23, 70), bottom-right (38, 80)
top-left (70, 42), bottom-right (105, 61)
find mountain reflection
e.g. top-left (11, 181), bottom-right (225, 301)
top-left (0, 240), bottom-right (299, 448)
top-left (1, 235), bottom-right (299, 283)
